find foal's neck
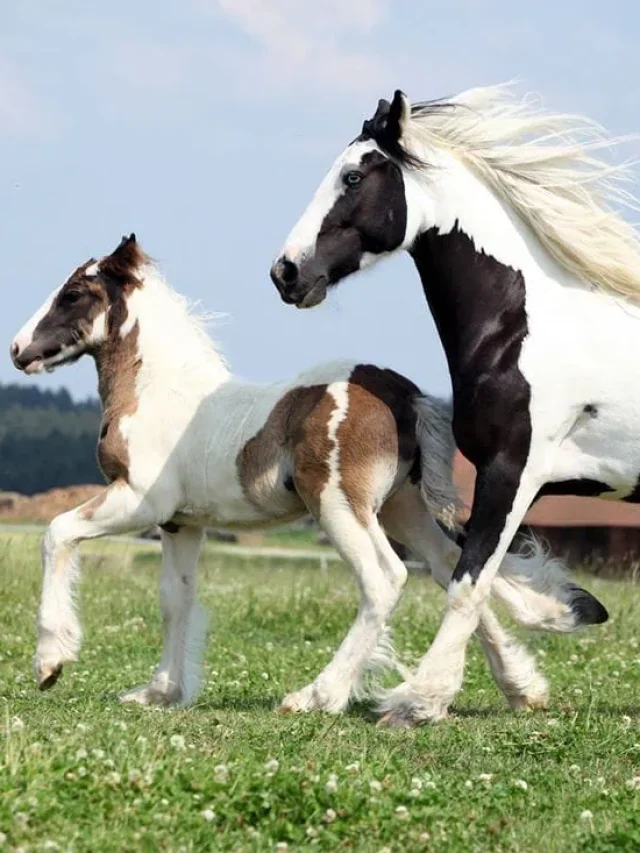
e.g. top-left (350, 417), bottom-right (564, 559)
top-left (93, 274), bottom-right (230, 413)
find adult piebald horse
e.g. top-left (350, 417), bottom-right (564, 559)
top-left (270, 83), bottom-right (632, 725)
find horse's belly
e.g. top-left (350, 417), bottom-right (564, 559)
top-left (551, 404), bottom-right (640, 497)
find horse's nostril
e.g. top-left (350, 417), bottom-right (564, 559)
top-left (10, 342), bottom-right (19, 359)
top-left (281, 260), bottom-right (298, 284)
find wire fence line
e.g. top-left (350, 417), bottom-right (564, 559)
top-left (0, 523), bottom-right (428, 574)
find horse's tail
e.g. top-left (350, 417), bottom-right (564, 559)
top-left (412, 394), bottom-right (608, 632)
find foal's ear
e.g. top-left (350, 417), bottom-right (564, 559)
top-left (101, 232), bottom-right (143, 284)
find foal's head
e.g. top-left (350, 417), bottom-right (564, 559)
top-left (271, 91), bottom-right (417, 308)
top-left (11, 235), bottom-right (145, 374)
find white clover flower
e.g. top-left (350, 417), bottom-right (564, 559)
top-left (92, 749), bottom-right (106, 760)
top-left (465, 780), bottom-right (473, 789)
top-left (394, 805), bottom-right (409, 820)
top-left (214, 764), bottom-right (229, 783)
top-left (264, 758), bottom-right (280, 774)
top-left (625, 776), bottom-right (640, 790)
top-left (325, 774), bottom-right (338, 793)
top-left (369, 780), bottom-right (382, 792)
top-left (569, 765), bottom-right (582, 773)
top-left (622, 715), bottom-right (632, 726)
top-left (419, 833), bottom-right (431, 842)
top-left (170, 735), bottom-right (186, 750)
top-left (306, 827), bottom-right (318, 838)
top-left (201, 809), bottom-right (215, 822)
top-left (76, 723), bottom-right (89, 733)
top-left (136, 736), bottom-right (148, 746)
top-left (323, 808), bottom-right (337, 824)
top-left (478, 773), bottom-right (493, 783)
top-left (345, 762), bottom-right (360, 774)
top-left (275, 844), bottom-right (288, 852)
top-left (10, 716), bottom-right (25, 733)
top-left (261, 672), bottom-right (270, 680)
top-left (411, 777), bottom-right (423, 790)
top-left (580, 810), bottom-right (593, 821)
top-left (104, 771), bottom-right (121, 786)
top-left (114, 721), bottom-right (127, 731)
top-left (75, 748), bottom-right (88, 761)
top-left (513, 779), bottom-right (528, 791)
top-left (77, 767), bottom-right (87, 778)
top-left (42, 842), bottom-right (60, 851)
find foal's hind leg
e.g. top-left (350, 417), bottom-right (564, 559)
top-left (280, 502), bottom-right (406, 714)
top-left (120, 526), bottom-right (207, 707)
top-left (379, 485), bottom-right (549, 714)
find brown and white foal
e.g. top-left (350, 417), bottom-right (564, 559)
top-left (11, 235), bottom-right (578, 718)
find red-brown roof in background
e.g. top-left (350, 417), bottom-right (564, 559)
top-left (453, 452), bottom-right (640, 528)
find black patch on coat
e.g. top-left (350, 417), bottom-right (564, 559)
top-left (536, 479), bottom-right (615, 499)
top-left (348, 364), bottom-right (421, 466)
top-left (410, 223), bottom-right (532, 583)
top-left (290, 151), bottom-right (408, 303)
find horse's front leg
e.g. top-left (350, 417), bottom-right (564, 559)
top-left (378, 455), bottom-right (543, 726)
top-left (35, 480), bottom-right (159, 690)
top-left (120, 526), bottom-right (207, 707)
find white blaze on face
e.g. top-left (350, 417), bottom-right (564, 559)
top-left (278, 139), bottom-right (380, 266)
top-left (12, 288), bottom-right (58, 357)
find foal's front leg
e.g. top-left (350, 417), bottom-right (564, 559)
top-left (121, 526), bottom-right (207, 707)
top-left (35, 481), bottom-right (160, 689)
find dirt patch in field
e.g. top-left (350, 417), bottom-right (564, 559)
top-left (0, 485), bottom-right (105, 523)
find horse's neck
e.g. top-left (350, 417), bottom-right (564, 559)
top-left (94, 277), bottom-right (230, 413)
top-left (408, 157), bottom-right (583, 383)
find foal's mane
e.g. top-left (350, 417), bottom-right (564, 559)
top-left (399, 83), bottom-right (640, 299)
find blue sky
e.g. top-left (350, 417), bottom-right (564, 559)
top-left (2, 0), bottom-right (640, 401)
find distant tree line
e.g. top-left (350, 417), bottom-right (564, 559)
top-left (0, 383), bottom-right (103, 495)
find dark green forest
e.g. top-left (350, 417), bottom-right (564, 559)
top-left (0, 383), bottom-right (102, 495)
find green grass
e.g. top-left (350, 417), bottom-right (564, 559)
top-left (1, 530), bottom-right (640, 852)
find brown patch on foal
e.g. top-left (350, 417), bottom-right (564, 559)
top-left (237, 385), bottom-right (335, 515)
top-left (337, 365), bottom-right (420, 527)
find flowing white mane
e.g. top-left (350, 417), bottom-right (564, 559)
top-left (135, 262), bottom-right (230, 379)
top-left (404, 83), bottom-right (640, 299)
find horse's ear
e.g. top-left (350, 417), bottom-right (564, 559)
top-left (109, 233), bottom-right (138, 262)
top-left (388, 90), bottom-right (411, 139)
top-left (101, 232), bottom-right (143, 283)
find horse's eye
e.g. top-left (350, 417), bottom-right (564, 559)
top-left (343, 171), bottom-right (363, 188)
top-left (61, 290), bottom-right (82, 305)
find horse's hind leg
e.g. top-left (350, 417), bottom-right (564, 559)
top-left (379, 485), bottom-right (549, 713)
top-left (120, 526), bottom-right (207, 708)
top-left (280, 500), bottom-right (407, 715)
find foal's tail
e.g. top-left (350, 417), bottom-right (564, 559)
top-left (412, 395), bottom-right (608, 633)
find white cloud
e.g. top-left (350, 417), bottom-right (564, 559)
top-left (213, 0), bottom-right (389, 98)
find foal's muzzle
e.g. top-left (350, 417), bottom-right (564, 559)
top-left (270, 257), bottom-right (328, 309)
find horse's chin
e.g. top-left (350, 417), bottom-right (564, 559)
top-left (295, 279), bottom-right (328, 310)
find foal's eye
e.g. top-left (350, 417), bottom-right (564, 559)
top-left (343, 171), bottom-right (363, 188)
top-left (61, 290), bottom-right (82, 305)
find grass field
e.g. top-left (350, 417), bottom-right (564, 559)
top-left (1, 530), bottom-right (640, 852)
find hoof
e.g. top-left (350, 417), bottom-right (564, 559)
top-left (567, 584), bottom-right (608, 626)
top-left (119, 684), bottom-right (179, 707)
top-left (37, 663), bottom-right (63, 691)
top-left (278, 683), bottom-right (348, 715)
top-left (508, 692), bottom-right (549, 712)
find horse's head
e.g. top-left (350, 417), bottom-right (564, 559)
top-left (271, 90), bottom-right (423, 308)
top-left (11, 234), bottom-right (144, 374)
